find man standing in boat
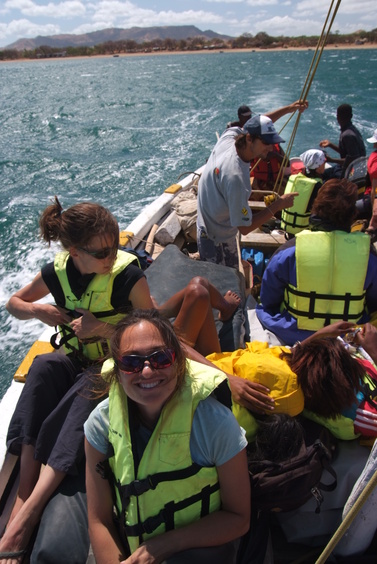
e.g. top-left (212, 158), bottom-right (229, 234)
top-left (197, 102), bottom-right (308, 268)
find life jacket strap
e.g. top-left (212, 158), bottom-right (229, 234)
top-left (281, 209), bottom-right (309, 229)
top-left (124, 482), bottom-right (220, 537)
top-left (118, 463), bottom-right (203, 500)
top-left (285, 285), bottom-right (365, 321)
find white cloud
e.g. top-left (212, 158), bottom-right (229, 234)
top-left (245, 15), bottom-right (325, 36)
top-left (1, 0), bottom-right (376, 49)
top-left (88, 2), bottom-right (223, 27)
top-left (4, 0), bottom-right (86, 18)
top-left (0, 18), bottom-right (60, 43)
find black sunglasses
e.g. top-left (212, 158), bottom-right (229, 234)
top-left (117, 348), bottom-right (176, 374)
top-left (78, 246), bottom-right (116, 260)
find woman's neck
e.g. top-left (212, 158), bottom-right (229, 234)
top-left (137, 407), bottom-right (160, 431)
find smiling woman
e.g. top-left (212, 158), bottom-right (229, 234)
top-left (0, 197), bottom-right (153, 562)
top-left (84, 309), bottom-right (250, 564)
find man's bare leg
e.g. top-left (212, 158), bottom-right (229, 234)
top-left (158, 277), bottom-right (240, 357)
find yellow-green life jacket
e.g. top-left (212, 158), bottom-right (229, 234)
top-left (284, 230), bottom-right (370, 331)
top-left (107, 359), bottom-right (226, 553)
top-left (281, 173), bottom-right (320, 235)
top-left (53, 250), bottom-right (138, 361)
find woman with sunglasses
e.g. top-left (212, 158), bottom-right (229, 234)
top-left (84, 309), bottom-right (250, 564)
top-left (1, 197), bottom-right (243, 563)
top-left (1, 196), bottom-right (154, 563)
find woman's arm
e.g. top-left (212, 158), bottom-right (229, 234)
top-left (85, 439), bottom-right (127, 564)
top-left (128, 277), bottom-right (154, 309)
top-left (124, 449), bottom-right (250, 564)
top-left (182, 344), bottom-right (274, 413)
top-left (6, 272), bottom-right (71, 326)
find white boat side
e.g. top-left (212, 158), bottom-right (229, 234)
top-left (123, 166), bottom-right (204, 249)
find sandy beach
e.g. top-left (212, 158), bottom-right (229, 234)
top-left (1, 41), bottom-right (377, 64)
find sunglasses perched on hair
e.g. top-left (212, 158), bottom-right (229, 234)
top-left (78, 246), bottom-right (116, 260)
top-left (117, 348), bottom-right (176, 374)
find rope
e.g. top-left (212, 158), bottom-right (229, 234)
top-left (315, 466), bottom-right (377, 563)
top-left (269, 0), bottom-right (343, 198)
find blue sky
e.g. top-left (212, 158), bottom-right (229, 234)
top-left (1, 0), bottom-right (376, 49)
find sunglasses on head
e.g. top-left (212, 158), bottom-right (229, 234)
top-left (78, 246), bottom-right (116, 260)
top-left (117, 348), bottom-right (176, 374)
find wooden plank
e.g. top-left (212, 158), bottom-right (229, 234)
top-left (248, 201), bottom-right (267, 210)
top-left (240, 229), bottom-right (286, 252)
top-left (14, 340), bottom-right (55, 383)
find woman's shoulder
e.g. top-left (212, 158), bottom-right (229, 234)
top-left (194, 395), bottom-right (245, 439)
top-left (84, 397), bottom-right (110, 455)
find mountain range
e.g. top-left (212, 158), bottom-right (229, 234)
top-left (6, 26), bottom-right (232, 51)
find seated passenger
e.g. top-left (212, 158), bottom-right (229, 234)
top-left (319, 103), bottom-right (366, 180)
top-left (356, 127), bottom-right (377, 225)
top-left (282, 326), bottom-right (377, 439)
top-left (280, 149), bottom-right (326, 236)
top-left (84, 309), bottom-right (250, 564)
top-left (227, 104), bottom-right (252, 128)
top-left (249, 143), bottom-right (287, 197)
top-left (255, 179), bottom-right (377, 346)
top-left (0, 198), bottom-right (241, 562)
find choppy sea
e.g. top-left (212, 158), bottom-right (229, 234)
top-left (1, 48), bottom-right (377, 398)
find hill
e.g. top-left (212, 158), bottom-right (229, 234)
top-left (6, 26), bottom-right (232, 51)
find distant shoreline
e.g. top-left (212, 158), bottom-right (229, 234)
top-left (1, 42), bottom-right (376, 64)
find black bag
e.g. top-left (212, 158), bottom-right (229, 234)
top-left (248, 418), bottom-right (338, 514)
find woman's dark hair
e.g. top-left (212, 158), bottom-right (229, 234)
top-left (281, 339), bottom-right (364, 419)
top-left (248, 414), bottom-right (304, 464)
top-left (105, 309), bottom-right (187, 392)
top-left (39, 196), bottom-right (119, 250)
top-left (310, 179), bottom-right (358, 230)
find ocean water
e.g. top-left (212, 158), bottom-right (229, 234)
top-left (1, 48), bottom-right (377, 398)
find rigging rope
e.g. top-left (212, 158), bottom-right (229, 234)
top-left (254, 0), bottom-right (343, 200)
top-left (315, 466), bottom-right (377, 563)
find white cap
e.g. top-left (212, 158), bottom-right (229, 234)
top-left (299, 149), bottom-right (326, 171)
top-left (367, 128), bottom-right (377, 143)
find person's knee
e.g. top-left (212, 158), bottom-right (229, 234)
top-left (186, 277), bottom-right (210, 303)
top-left (189, 276), bottom-right (210, 290)
top-left (187, 276), bottom-right (209, 298)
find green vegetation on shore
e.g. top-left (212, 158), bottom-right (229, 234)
top-left (1, 29), bottom-right (377, 61)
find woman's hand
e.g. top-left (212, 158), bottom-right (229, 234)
top-left (227, 374), bottom-right (275, 413)
top-left (122, 543), bottom-right (161, 564)
top-left (69, 309), bottom-right (107, 339)
top-left (302, 321), bottom-right (356, 344)
top-left (32, 303), bottom-right (72, 326)
top-left (354, 323), bottom-right (377, 364)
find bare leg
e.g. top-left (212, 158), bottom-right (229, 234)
top-left (7, 445), bottom-right (42, 526)
top-left (0, 465), bottom-right (65, 559)
top-left (158, 277), bottom-right (240, 357)
top-left (158, 277), bottom-right (240, 321)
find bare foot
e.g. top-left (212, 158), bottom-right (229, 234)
top-left (218, 290), bottom-right (241, 321)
